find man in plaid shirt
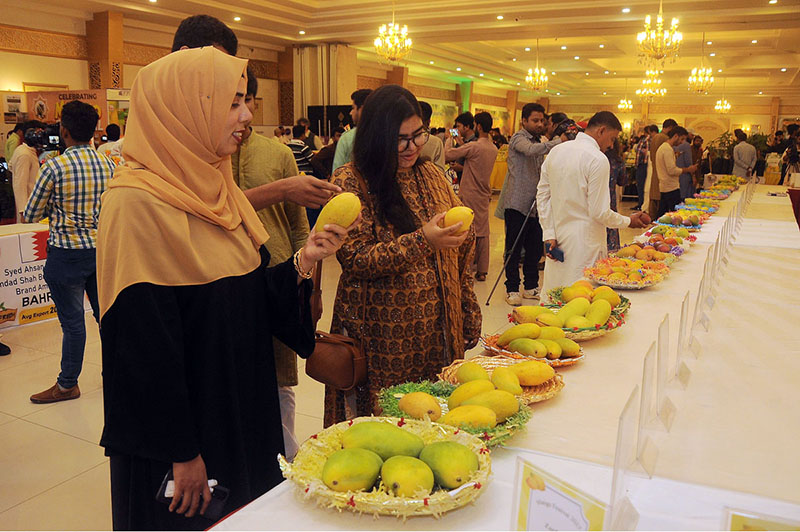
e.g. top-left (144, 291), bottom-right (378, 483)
top-left (24, 100), bottom-right (115, 404)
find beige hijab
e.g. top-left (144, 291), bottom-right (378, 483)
top-left (97, 46), bottom-right (269, 318)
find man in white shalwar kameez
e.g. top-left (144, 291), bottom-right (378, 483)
top-left (537, 112), bottom-right (648, 300)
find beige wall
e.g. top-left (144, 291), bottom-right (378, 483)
top-left (0, 51), bottom-right (89, 92)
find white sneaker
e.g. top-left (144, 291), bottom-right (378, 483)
top-left (505, 292), bottom-right (522, 306)
top-left (522, 288), bottom-right (541, 300)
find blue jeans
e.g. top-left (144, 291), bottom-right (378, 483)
top-left (635, 163), bottom-right (648, 207)
top-left (43, 246), bottom-right (100, 389)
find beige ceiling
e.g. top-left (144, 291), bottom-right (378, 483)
top-left (22, 0), bottom-right (800, 100)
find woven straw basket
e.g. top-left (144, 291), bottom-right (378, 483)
top-left (480, 335), bottom-right (585, 365)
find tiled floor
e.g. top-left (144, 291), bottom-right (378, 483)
top-left (0, 196), bottom-right (639, 530)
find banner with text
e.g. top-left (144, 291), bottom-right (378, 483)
top-left (0, 229), bottom-right (55, 328)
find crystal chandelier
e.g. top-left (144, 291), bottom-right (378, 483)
top-left (618, 78), bottom-right (633, 110)
top-left (636, 70), bottom-right (667, 102)
top-left (688, 33), bottom-right (714, 94)
top-left (637, 0), bottom-right (682, 65)
top-left (374, 0), bottom-right (412, 62)
top-left (715, 78), bottom-right (731, 113)
top-left (525, 39), bottom-right (548, 91)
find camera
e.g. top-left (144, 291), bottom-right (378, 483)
top-left (553, 119), bottom-right (582, 141)
top-left (24, 123), bottom-right (63, 153)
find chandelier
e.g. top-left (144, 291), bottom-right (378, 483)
top-left (374, 1), bottom-right (412, 62)
top-left (525, 39), bottom-right (548, 91)
top-left (637, 0), bottom-right (682, 65)
top-left (636, 70), bottom-right (667, 102)
top-left (715, 78), bottom-right (731, 113)
top-left (688, 33), bottom-right (714, 94)
top-left (618, 78), bottom-right (633, 110)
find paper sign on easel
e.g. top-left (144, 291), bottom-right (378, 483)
top-left (637, 343), bottom-right (658, 477)
top-left (655, 315), bottom-right (676, 431)
top-left (512, 458), bottom-right (606, 531)
top-left (608, 386), bottom-right (640, 531)
top-left (673, 292), bottom-right (691, 389)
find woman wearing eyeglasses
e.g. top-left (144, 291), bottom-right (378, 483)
top-left (323, 84), bottom-right (482, 426)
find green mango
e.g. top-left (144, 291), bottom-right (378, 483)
top-left (342, 422), bottom-right (424, 460)
top-left (381, 456), bottom-right (434, 497)
top-left (419, 441), bottom-right (479, 489)
top-left (322, 448), bottom-right (383, 492)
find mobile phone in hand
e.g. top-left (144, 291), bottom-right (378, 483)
top-left (545, 242), bottom-right (565, 262)
top-left (450, 128), bottom-right (459, 137)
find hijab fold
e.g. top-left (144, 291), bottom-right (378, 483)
top-left (97, 46), bottom-right (269, 318)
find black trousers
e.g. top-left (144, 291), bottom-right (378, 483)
top-left (504, 209), bottom-right (543, 292)
top-left (658, 189), bottom-right (682, 217)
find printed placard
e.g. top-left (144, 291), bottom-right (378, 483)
top-left (512, 457), bottom-right (606, 531)
top-left (725, 508), bottom-right (800, 531)
top-left (0, 229), bottom-right (55, 328)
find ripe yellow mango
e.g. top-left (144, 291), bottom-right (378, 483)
top-left (512, 306), bottom-right (554, 323)
top-left (535, 312), bottom-right (564, 328)
top-left (553, 337), bottom-right (581, 358)
top-left (564, 315), bottom-right (593, 329)
top-left (508, 338), bottom-right (547, 358)
top-left (585, 299), bottom-right (612, 326)
top-left (538, 338), bottom-right (563, 360)
top-left (342, 422), bottom-right (424, 460)
top-left (398, 391), bottom-right (442, 421)
top-left (462, 389), bottom-right (520, 422)
top-left (322, 448), bottom-right (383, 492)
top-left (510, 360), bottom-right (556, 386)
top-left (497, 323), bottom-right (541, 346)
top-left (538, 326), bottom-right (566, 340)
top-left (556, 298), bottom-right (591, 323)
top-left (443, 206), bottom-right (474, 235)
top-left (455, 361), bottom-right (490, 384)
top-left (314, 192), bottom-right (361, 232)
top-left (447, 379), bottom-right (495, 410)
top-left (419, 441), bottom-right (479, 489)
top-left (381, 456), bottom-right (434, 497)
top-left (592, 287), bottom-right (621, 308)
top-left (572, 280), bottom-right (594, 291)
top-left (491, 366), bottom-right (523, 395)
top-left (439, 404), bottom-right (498, 430)
top-left (562, 285), bottom-right (592, 302)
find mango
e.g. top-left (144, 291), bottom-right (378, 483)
top-left (455, 361), bottom-right (490, 384)
top-left (535, 312), bottom-right (564, 328)
top-left (381, 456), bottom-right (434, 497)
top-left (538, 338), bottom-right (563, 360)
top-left (591, 286), bottom-right (621, 308)
top-left (510, 360), bottom-right (556, 386)
top-left (322, 448), bottom-right (383, 492)
top-left (564, 315), bottom-right (593, 329)
top-left (447, 379), bottom-right (495, 410)
top-left (491, 366), bottom-right (523, 395)
top-left (398, 391), bottom-right (442, 421)
top-left (443, 206), bottom-right (474, 235)
top-left (512, 306), bottom-right (554, 323)
top-left (439, 404), bottom-right (497, 430)
top-left (553, 338), bottom-right (581, 358)
top-left (508, 338), bottom-right (547, 358)
top-left (419, 441), bottom-right (479, 490)
top-left (497, 323), bottom-right (541, 346)
top-left (571, 280), bottom-right (594, 291)
top-left (561, 285), bottom-right (592, 303)
top-left (585, 299), bottom-right (612, 326)
top-left (315, 192), bottom-right (361, 232)
top-left (608, 272), bottom-right (627, 281)
top-left (463, 389), bottom-right (520, 422)
top-left (555, 298), bottom-right (591, 323)
top-left (342, 422), bottom-right (425, 460)
top-left (538, 326), bottom-right (566, 340)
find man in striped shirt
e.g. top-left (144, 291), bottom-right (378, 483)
top-left (24, 100), bottom-right (115, 404)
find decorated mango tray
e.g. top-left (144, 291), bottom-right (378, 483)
top-left (480, 334), bottom-right (586, 363)
top-left (278, 416), bottom-right (491, 519)
top-left (653, 222), bottom-right (702, 232)
top-left (437, 355), bottom-right (565, 405)
top-left (378, 381), bottom-right (532, 448)
top-left (675, 203), bottom-right (718, 213)
top-left (584, 271), bottom-right (664, 290)
top-left (545, 286), bottom-right (631, 317)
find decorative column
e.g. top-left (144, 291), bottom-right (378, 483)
top-left (278, 48), bottom-right (294, 126)
top-left (456, 81), bottom-right (472, 113)
top-left (85, 11), bottom-right (124, 89)
top-left (386, 66), bottom-right (409, 87)
top-left (506, 90), bottom-right (518, 134)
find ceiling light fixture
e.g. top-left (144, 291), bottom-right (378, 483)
top-left (456, 67), bottom-right (462, 71)
top-left (561, 45), bottom-right (567, 50)
top-left (637, 69), bottom-right (667, 102)
top-left (148, 0), bottom-right (157, 3)
top-left (769, 0), bottom-right (777, 3)
top-left (751, 39), bottom-right (758, 44)
top-left (707, 40), bottom-right (713, 45)
top-left (574, 55), bottom-right (580, 60)
top-left (525, 38), bottom-right (548, 92)
top-left (605, 70), bottom-right (610, 74)
top-left (497, 15), bottom-right (504, 20)
top-left (622, 7), bottom-right (631, 13)
top-left (717, 69), bottom-right (722, 73)
top-left (429, 60), bottom-right (434, 64)
top-left (512, 58), bottom-right (517, 61)
top-left (233, 16), bottom-right (241, 22)
top-left (599, 44), bottom-right (605, 48)
top-left (556, 92), bottom-right (561, 95)
top-left (781, 68), bottom-right (787, 72)
top-left (759, 91), bottom-right (763, 94)
top-left (479, 73), bottom-right (484, 77)
top-left (715, 78), bottom-right (731, 113)
top-left (499, 78), bottom-right (504, 81)
top-left (709, 52), bottom-right (716, 57)
top-left (374, 0), bottom-right (413, 63)
top-left (525, 47), bottom-right (531, 51)
top-left (298, 30), bottom-right (306, 35)
top-left (637, 0), bottom-right (682, 66)
top-left (619, 78), bottom-right (633, 110)
top-left (688, 32), bottom-right (715, 94)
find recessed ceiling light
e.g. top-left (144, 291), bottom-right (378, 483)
top-left (456, 67), bottom-right (462, 71)
top-left (479, 73), bottom-right (484, 77)
top-left (561, 45), bottom-right (567, 50)
top-left (603, 91), bottom-right (607, 95)
top-left (545, 89), bottom-right (549, 92)
top-left (710, 52), bottom-right (716, 57)
top-left (429, 60), bottom-right (434, 64)
top-left (660, 70), bottom-right (664, 73)
top-left (781, 68), bottom-right (787, 72)
top-left (759, 91), bottom-right (763, 94)
top-left (604, 70), bottom-right (610, 74)
top-left (574, 55), bottom-right (580, 60)
top-left (497, 15), bottom-right (504, 20)
top-left (516, 82), bottom-right (521, 86)
top-left (718, 69), bottom-right (723, 72)
top-left (613, 71), bottom-right (617, 74)
top-left (512, 58), bottom-right (517, 62)
top-left (585, 72), bottom-right (590, 75)
top-left (556, 92), bottom-right (561, 95)
top-left (148, 0), bottom-right (157, 3)
top-left (551, 71), bottom-right (556, 75)
top-left (298, 30), bottom-right (306, 35)
top-left (769, 0), bottom-right (777, 3)
top-left (751, 39), bottom-right (758, 44)
top-left (233, 16), bottom-right (241, 22)
top-left (499, 78), bottom-right (504, 81)
top-left (599, 44), bottom-right (605, 48)
top-left (525, 47), bottom-right (531, 51)
top-left (622, 7), bottom-right (631, 13)
top-left (707, 41), bottom-right (713, 45)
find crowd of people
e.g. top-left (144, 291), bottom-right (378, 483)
top-left (1, 12), bottom-right (799, 531)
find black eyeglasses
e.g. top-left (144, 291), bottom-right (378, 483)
top-left (398, 129), bottom-right (430, 152)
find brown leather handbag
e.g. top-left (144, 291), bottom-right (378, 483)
top-left (304, 173), bottom-right (369, 391)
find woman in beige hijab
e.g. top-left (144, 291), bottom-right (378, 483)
top-left (97, 47), bottom-right (353, 530)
